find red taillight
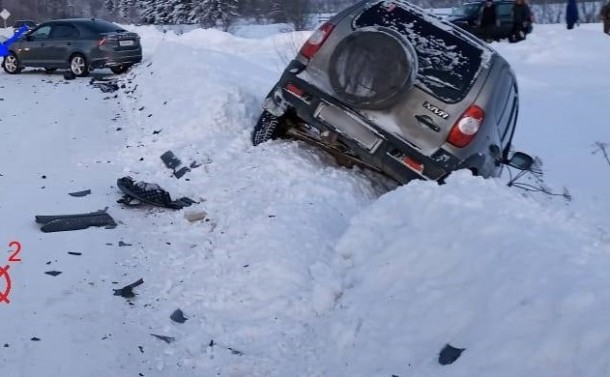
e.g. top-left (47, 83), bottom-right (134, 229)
top-left (285, 83), bottom-right (305, 97)
top-left (299, 22), bottom-right (335, 60)
top-left (447, 105), bottom-right (485, 148)
top-left (97, 37), bottom-right (107, 46)
top-left (403, 156), bottom-right (424, 174)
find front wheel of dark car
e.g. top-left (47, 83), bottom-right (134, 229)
top-left (110, 65), bottom-right (131, 74)
top-left (2, 53), bottom-right (22, 74)
top-left (69, 54), bottom-right (89, 77)
top-left (252, 110), bottom-right (288, 146)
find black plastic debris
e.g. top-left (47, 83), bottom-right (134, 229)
top-left (438, 344), bottom-right (465, 365)
top-left (30, 337), bottom-right (41, 342)
top-left (35, 209), bottom-right (117, 233)
top-left (45, 271), bottom-right (62, 276)
top-left (117, 176), bottom-right (195, 209)
top-left (170, 309), bottom-right (188, 324)
top-left (228, 347), bottom-right (243, 356)
top-left (3, 344), bottom-right (9, 347)
top-left (138, 346), bottom-right (144, 353)
top-left (207, 339), bottom-right (242, 356)
top-left (160, 151), bottom-right (191, 179)
top-left (90, 77), bottom-right (119, 93)
top-left (68, 252), bottom-right (82, 256)
top-left (68, 189), bottom-right (92, 197)
top-left (118, 241), bottom-right (132, 247)
top-left (113, 278), bottom-right (144, 298)
top-left (150, 334), bottom-right (175, 344)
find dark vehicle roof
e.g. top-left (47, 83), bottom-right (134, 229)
top-left (36, 18), bottom-right (127, 33)
top-left (13, 20), bottom-right (36, 25)
top-left (462, 0), bottom-right (517, 4)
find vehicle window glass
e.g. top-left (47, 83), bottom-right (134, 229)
top-left (354, 2), bottom-right (486, 103)
top-left (496, 3), bottom-right (513, 19)
top-left (501, 84), bottom-right (517, 142)
top-left (84, 20), bottom-right (126, 33)
top-left (50, 25), bottom-right (79, 39)
top-left (30, 25), bottom-right (51, 40)
top-left (494, 71), bottom-right (512, 125)
top-left (451, 3), bottom-right (481, 17)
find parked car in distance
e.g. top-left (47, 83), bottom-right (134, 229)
top-left (2, 18), bottom-right (142, 77)
top-left (12, 20), bottom-right (37, 31)
top-left (448, 0), bottom-right (533, 41)
top-left (252, 0), bottom-right (533, 185)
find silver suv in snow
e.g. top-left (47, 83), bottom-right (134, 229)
top-left (252, 0), bottom-right (533, 184)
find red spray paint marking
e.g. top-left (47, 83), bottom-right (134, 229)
top-left (0, 265), bottom-right (12, 304)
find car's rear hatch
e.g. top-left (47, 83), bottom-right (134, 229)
top-left (100, 31), bottom-right (141, 51)
top-left (296, 0), bottom-right (493, 156)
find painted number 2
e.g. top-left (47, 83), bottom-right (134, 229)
top-left (8, 241), bottom-right (21, 262)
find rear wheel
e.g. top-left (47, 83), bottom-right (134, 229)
top-left (252, 110), bottom-right (288, 146)
top-left (2, 53), bottom-right (22, 74)
top-left (69, 54), bottom-right (89, 77)
top-left (110, 65), bottom-right (131, 74)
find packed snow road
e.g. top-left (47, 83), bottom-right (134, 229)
top-left (0, 72), bottom-right (143, 375)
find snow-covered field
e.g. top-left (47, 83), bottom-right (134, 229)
top-left (1, 21), bottom-right (610, 377)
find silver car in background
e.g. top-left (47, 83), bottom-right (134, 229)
top-left (252, 0), bottom-right (532, 184)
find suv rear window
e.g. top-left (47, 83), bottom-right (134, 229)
top-left (354, 1), bottom-right (486, 103)
top-left (84, 20), bottom-right (126, 33)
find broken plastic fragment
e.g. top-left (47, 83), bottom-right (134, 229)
top-left (438, 344), bottom-right (465, 365)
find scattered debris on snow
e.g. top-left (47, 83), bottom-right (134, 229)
top-left (35, 209), bottom-right (117, 233)
top-left (113, 278), bottom-right (144, 298)
top-left (150, 334), bottom-right (175, 344)
top-left (68, 189), bottom-right (92, 197)
top-left (169, 309), bottom-right (188, 324)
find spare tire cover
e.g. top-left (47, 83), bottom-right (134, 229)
top-left (329, 29), bottom-right (417, 110)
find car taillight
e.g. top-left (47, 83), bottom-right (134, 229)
top-left (299, 22), bottom-right (335, 60)
top-left (446, 105), bottom-right (485, 148)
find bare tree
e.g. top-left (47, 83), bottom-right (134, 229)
top-left (275, 0), bottom-right (313, 30)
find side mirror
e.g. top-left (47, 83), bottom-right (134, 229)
top-left (506, 151), bottom-right (534, 170)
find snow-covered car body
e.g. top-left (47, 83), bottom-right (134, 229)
top-left (253, 0), bottom-right (532, 184)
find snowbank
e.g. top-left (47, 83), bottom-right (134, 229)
top-left (323, 172), bottom-right (610, 376)
top-left (108, 23), bottom-right (610, 376)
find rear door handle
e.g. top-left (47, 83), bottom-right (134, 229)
top-left (415, 115), bottom-right (441, 132)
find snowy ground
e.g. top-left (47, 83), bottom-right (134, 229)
top-left (1, 21), bottom-right (610, 377)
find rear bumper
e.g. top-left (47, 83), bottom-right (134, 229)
top-left (265, 63), bottom-right (461, 184)
top-left (91, 49), bottom-right (142, 68)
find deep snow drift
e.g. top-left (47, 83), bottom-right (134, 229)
top-left (1, 21), bottom-right (610, 377)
